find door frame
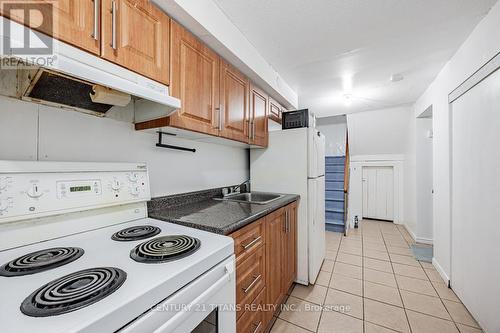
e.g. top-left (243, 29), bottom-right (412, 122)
top-left (348, 155), bottom-right (404, 227)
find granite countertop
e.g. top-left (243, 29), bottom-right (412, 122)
top-left (148, 189), bottom-right (300, 235)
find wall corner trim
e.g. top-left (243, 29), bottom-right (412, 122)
top-left (432, 257), bottom-right (450, 285)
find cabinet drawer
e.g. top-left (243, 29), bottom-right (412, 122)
top-left (231, 217), bottom-right (264, 264)
top-left (236, 245), bottom-right (265, 319)
top-left (236, 287), bottom-right (266, 333)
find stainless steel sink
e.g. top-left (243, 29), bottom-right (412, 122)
top-left (215, 192), bottom-right (284, 205)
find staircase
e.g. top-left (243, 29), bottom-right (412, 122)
top-left (325, 156), bottom-right (346, 233)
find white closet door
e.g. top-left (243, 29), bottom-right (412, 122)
top-left (451, 68), bottom-right (500, 333)
top-left (362, 166), bottom-right (394, 221)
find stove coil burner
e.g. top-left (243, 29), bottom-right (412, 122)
top-left (21, 267), bottom-right (126, 317)
top-left (111, 225), bottom-right (161, 241)
top-left (0, 247), bottom-right (84, 277)
top-left (130, 235), bottom-right (201, 263)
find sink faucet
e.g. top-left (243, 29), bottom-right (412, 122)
top-left (225, 180), bottom-right (250, 196)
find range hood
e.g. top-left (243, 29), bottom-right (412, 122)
top-left (0, 17), bottom-right (181, 118)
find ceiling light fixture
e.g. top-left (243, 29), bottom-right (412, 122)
top-left (390, 73), bottom-right (404, 82)
top-left (343, 93), bottom-right (353, 106)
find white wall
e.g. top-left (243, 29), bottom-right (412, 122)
top-left (0, 96), bottom-right (249, 197)
top-left (346, 106), bottom-right (414, 229)
top-left (415, 117), bottom-right (433, 242)
top-left (347, 105), bottom-right (414, 156)
top-left (316, 116), bottom-right (346, 156)
top-left (414, 0), bottom-right (500, 283)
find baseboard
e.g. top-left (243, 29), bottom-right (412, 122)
top-left (432, 258), bottom-right (450, 285)
top-left (415, 237), bottom-right (433, 245)
top-left (402, 223), bottom-right (417, 242)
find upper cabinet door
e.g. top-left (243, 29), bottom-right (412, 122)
top-left (101, 0), bottom-right (170, 85)
top-left (0, 0), bottom-right (100, 55)
top-left (219, 60), bottom-right (249, 143)
top-left (249, 84), bottom-right (269, 147)
top-left (168, 20), bottom-right (220, 136)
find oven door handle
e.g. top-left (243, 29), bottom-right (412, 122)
top-left (153, 262), bottom-right (234, 333)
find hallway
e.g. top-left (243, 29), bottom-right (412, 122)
top-left (271, 220), bottom-right (481, 333)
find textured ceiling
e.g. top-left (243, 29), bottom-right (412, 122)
top-left (213, 0), bottom-right (497, 117)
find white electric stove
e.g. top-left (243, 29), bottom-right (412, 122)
top-left (0, 161), bottom-right (236, 333)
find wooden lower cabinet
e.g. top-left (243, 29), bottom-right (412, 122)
top-left (282, 201), bottom-right (298, 290)
top-left (230, 201), bottom-right (298, 332)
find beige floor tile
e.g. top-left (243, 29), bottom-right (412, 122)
top-left (364, 281), bottom-right (403, 307)
top-left (325, 250), bottom-right (338, 260)
top-left (290, 284), bottom-right (328, 305)
top-left (456, 323), bottom-right (483, 333)
top-left (392, 263), bottom-right (428, 280)
top-left (406, 309), bottom-right (459, 333)
top-left (324, 288), bottom-right (364, 319)
top-left (340, 245), bottom-right (363, 256)
top-left (341, 239), bottom-right (363, 248)
top-left (389, 253), bottom-right (420, 267)
top-left (364, 257), bottom-right (394, 273)
top-left (431, 280), bottom-right (460, 302)
top-left (400, 290), bottom-right (451, 320)
top-left (321, 259), bottom-right (334, 272)
top-left (278, 296), bottom-right (322, 331)
top-left (329, 273), bottom-right (363, 296)
top-left (317, 310), bottom-right (363, 333)
top-left (425, 268), bottom-right (444, 282)
top-left (443, 300), bottom-right (480, 328)
top-left (387, 246), bottom-right (413, 256)
top-left (365, 321), bottom-right (400, 333)
top-left (326, 241), bottom-right (340, 251)
top-left (333, 262), bottom-right (362, 280)
top-left (270, 318), bottom-right (311, 333)
top-left (419, 261), bottom-right (435, 269)
top-left (364, 249), bottom-right (390, 261)
top-left (395, 275), bottom-right (438, 297)
top-left (315, 270), bottom-right (331, 287)
top-left (364, 298), bottom-right (411, 333)
top-left (364, 268), bottom-right (397, 288)
top-left (337, 252), bottom-right (363, 267)
top-left (364, 242), bottom-right (388, 252)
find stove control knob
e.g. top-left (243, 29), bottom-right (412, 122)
top-left (0, 198), bottom-right (9, 212)
top-left (27, 184), bottom-right (43, 199)
top-left (128, 173), bottom-right (139, 182)
top-left (111, 179), bottom-right (121, 191)
top-left (130, 186), bottom-right (140, 196)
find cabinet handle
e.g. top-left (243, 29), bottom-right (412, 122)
top-left (111, 1), bottom-right (117, 49)
top-left (219, 104), bottom-right (223, 129)
top-left (252, 120), bottom-right (256, 140)
top-left (242, 274), bottom-right (261, 294)
top-left (242, 236), bottom-right (261, 250)
top-left (247, 119), bottom-right (251, 139)
top-left (92, 0), bottom-right (99, 40)
top-left (283, 210), bottom-right (288, 233)
top-left (252, 321), bottom-right (262, 333)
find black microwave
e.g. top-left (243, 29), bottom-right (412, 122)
top-left (282, 109), bottom-right (309, 129)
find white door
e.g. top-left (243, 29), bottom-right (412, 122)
top-left (362, 166), bottom-right (394, 221)
top-left (308, 177), bottom-right (325, 283)
top-left (450, 67), bottom-right (500, 333)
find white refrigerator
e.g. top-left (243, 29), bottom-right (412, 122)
top-left (250, 127), bottom-right (325, 285)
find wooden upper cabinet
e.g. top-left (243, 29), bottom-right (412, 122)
top-left (269, 97), bottom-right (282, 123)
top-left (101, 0), bottom-right (170, 85)
top-left (249, 84), bottom-right (269, 147)
top-left (0, 0), bottom-right (100, 55)
top-left (219, 60), bottom-right (250, 143)
top-left (282, 202), bottom-right (298, 292)
top-left (166, 20), bottom-right (220, 135)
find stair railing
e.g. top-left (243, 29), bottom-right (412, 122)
top-left (343, 132), bottom-right (350, 236)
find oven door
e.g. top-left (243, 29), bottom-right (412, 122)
top-left (119, 256), bottom-right (236, 333)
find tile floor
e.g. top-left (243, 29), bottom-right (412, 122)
top-left (270, 219), bottom-right (483, 333)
